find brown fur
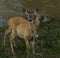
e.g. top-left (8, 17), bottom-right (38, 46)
top-left (4, 13), bottom-right (40, 54)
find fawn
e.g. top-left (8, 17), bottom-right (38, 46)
top-left (4, 8), bottom-right (41, 54)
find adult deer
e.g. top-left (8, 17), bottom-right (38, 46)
top-left (4, 8), bottom-right (41, 54)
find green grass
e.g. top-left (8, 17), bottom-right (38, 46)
top-left (0, 20), bottom-right (60, 58)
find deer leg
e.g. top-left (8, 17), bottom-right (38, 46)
top-left (31, 40), bottom-right (35, 54)
top-left (10, 38), bottom-right (15, 55)
top-left (4, 27), bottom-right (11, 46)
top-left (30, 40), bottom-right (35, 54)
top-left (25, 37), bottom-right (30, 49)
top-left (9, 30), bottom-right (16, 54)
top-left (12, 36), bottom-right (17, 48)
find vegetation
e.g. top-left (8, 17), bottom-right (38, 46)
top-left (0, 20), bottom-right (60, 58)
top-left (0, 0), bottom-right (60, 57)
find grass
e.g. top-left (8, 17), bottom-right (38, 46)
top-left (0, 20), bottom-right (60, 58)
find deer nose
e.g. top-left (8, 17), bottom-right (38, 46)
top-left (29, 20), bottom-right (32, 22)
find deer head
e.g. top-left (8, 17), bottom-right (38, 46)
top-left (23, 8), bottom-right (36, 23)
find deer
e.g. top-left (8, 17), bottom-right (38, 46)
top-left (34, 10), bottom-right (54, 23)
top-left (4, 9), bottom-right (52, 54)
top-left (4, 8), bottom-right (41, 55)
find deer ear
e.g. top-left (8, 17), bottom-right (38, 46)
top-left (22, 8), bottom-right (30, 14)
top-left (34, 8), bottom-right (39, 12)
top-left (33, 8), bottom-right (39, 14)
